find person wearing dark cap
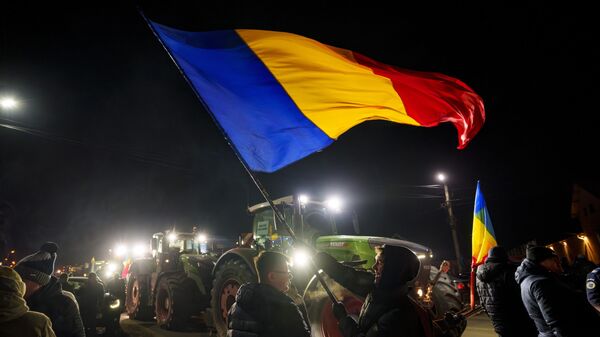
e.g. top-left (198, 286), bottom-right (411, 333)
top-left (476, 246), bottom-right (537, 337)
top-left (515, 245), bottom-right (600, 337)
top-left (315, 245), bottom-right (466, 337)
top-left (0, 266), bottom-right (56, 337)
top-left (14, 242), bottom-right (85, 337)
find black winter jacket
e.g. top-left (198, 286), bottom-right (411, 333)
top-left (227, 283), bottom-right (310, 337)
top-left (316, 251), bottom-right (426, 337)
top-left (515, 258), bottom-right (600, 337)
top-left (27, 277), bottom-right (85, 337)
top-left (476, 260), bottom-right (537, 337)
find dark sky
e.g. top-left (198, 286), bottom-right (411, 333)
top-left (1, 1), bottom-right (598, 266)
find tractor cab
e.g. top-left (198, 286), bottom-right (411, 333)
top-left (249, 195), bottom-right (359, 251)
top-left (151, 230), bottom-right (210, 257)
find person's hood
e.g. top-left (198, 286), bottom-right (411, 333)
top-left (515, 258), bottom-right (551, 285)
top-left (0, 267), bottom-right (29, 323)
top-left (477, 261), bottom-right (514, 283)
top-left (378, 245), bottom-right (420, 290)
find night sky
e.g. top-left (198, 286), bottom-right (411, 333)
top-left (1, 1), bottom-right (598, 267)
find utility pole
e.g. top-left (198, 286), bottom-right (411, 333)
top-left (438, 173), bottom-right (464, 274)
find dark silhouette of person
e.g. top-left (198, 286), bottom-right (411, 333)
top-left (476, 246), bottom-right (537, 337)
top-left (227, 251), bottom-right (310, 337)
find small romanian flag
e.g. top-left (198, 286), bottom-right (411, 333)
top-left (148, 21), bottom-right (486, 172)
top-left (471, 181), bottom-right (497, 266)
top-left (470, 181), bottom-right (497, 308)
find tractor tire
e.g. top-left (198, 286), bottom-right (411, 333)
top-left (210, 258), bottom-right (256, 337)
top-left (125, 271), bottom-right (154, 320)
top-left (429, 268), bottom-right (465, 318)
top-left (155, 273), bottom-right (195, 330)
top-left (303, 274), bottom-right (364, 337)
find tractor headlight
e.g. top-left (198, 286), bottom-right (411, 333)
top-left (292, 249), bottom-right (311, 269)
top-left (109, 298), bottom-right (120, 310)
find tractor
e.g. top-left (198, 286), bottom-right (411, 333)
top-left (125, 229), bottom-right (220, 330)
top-left (209, 195), bottom-right (465, 337)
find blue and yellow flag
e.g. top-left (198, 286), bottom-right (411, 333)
top-left (470, 181), bottom-right (497, 309)
top-left (471, 181), bottom-right (497, 266)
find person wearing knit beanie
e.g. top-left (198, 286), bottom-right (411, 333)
top-left (13, 243), bottom-right (86, 337)
top-left (0, 266), bottom-right (56, 337)
top-left (14, 242), bottom-right (59, 288)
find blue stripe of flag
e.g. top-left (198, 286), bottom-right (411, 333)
top-left (474, 181), bottom-right (496, 238)
top-left (149, 22), bottom-right (332, 172)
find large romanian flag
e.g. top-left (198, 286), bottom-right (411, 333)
top-left (149, 21), bottom-right (485, 172)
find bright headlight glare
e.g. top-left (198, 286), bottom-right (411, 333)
top-left (196, 234), bottom-right (207, 243)
top-left (325, 196), bottom-right (343, 213)
top-left (109, 299), bottom-right (120, 309)
top-left (114, 244), bottom-right (127, 257)
top-left (292, 249), bottom-right (311, 268)
top-left (104, 270), bottom-right (113, 279)
top-left (133, 244), bottom-right (147, 257)
top-left (168, 233), bottom-right (177, 242)
top-left (298, 195), bottom-right (309, 205)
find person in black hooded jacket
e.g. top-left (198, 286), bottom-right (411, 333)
top-left (316, 245), bottom-right (464, 337)
top-left (227, 251), bottom-right (311, 337)
top-left (14, 242), bottom-right (85, 337)
top-left (476, 246), bottom-right (537, 337)
top-left (515, 246), bottom-right (600, 337)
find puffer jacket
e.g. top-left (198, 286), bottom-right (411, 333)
top-left (227, 282), bottom-right (311, 337)
top-left (26, 277), bottom-right (85, 337)
top-left (515, 258), bottom-right (600, 337)
top-left (476, 260), bottom-right (536, 337)
top-left (0, 266), bottom-right (56, 337)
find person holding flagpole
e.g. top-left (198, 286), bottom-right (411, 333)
top-left (470, 181), bottom-right (498, 309)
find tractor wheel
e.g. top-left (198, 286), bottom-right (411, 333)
top-left (303, 274), bottom-right (364, 337)
top-left (429, 268), bottom-right (465, 318)
top-left (125, 272), bottom-right (154, 320)
top-left (210, 258), bottom-right (256, 337)
top-left (155, 273), bottom-right (195, 330)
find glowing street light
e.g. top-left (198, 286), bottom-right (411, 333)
top-left (0, 96), bottom-right (19, 110)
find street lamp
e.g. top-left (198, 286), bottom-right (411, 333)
top-left (437, 172), bottom-right (464, 274)
top-left (0, 96), bottom-right (19, 110)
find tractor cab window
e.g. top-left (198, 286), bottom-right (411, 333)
top-left (303, 206), bottom-right (358, 236)
top-left (252, 206), bottom-right (294, 249)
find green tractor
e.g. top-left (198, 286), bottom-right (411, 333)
top-left (209, 195), bottom-right (464, 337)
top-left (125, 229), bottom-right (219, 330)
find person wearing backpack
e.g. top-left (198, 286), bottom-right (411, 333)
top-left (315, 245), bottom-right (466, 337)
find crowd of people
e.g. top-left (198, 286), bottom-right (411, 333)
top-left (5, 241), bottom-right (600, 337)
top-left (0, 242), bottom-right (121, 337)
top-left (227, 246), bottom-right (466, 337)
top-left (476, 245), bottom-right (600, 337)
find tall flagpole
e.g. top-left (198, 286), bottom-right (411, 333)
top-left (139, 11), bottom-right (339, 304)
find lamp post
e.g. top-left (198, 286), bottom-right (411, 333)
top-left (437, 173), bottom-right (464, 274)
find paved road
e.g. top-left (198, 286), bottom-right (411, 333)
top-left (463, 311), bottom-right (495, 337)
top-left (121, 312), bottom-right (495, 337)
top-left (120, 314), bottom-right (213, 337)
